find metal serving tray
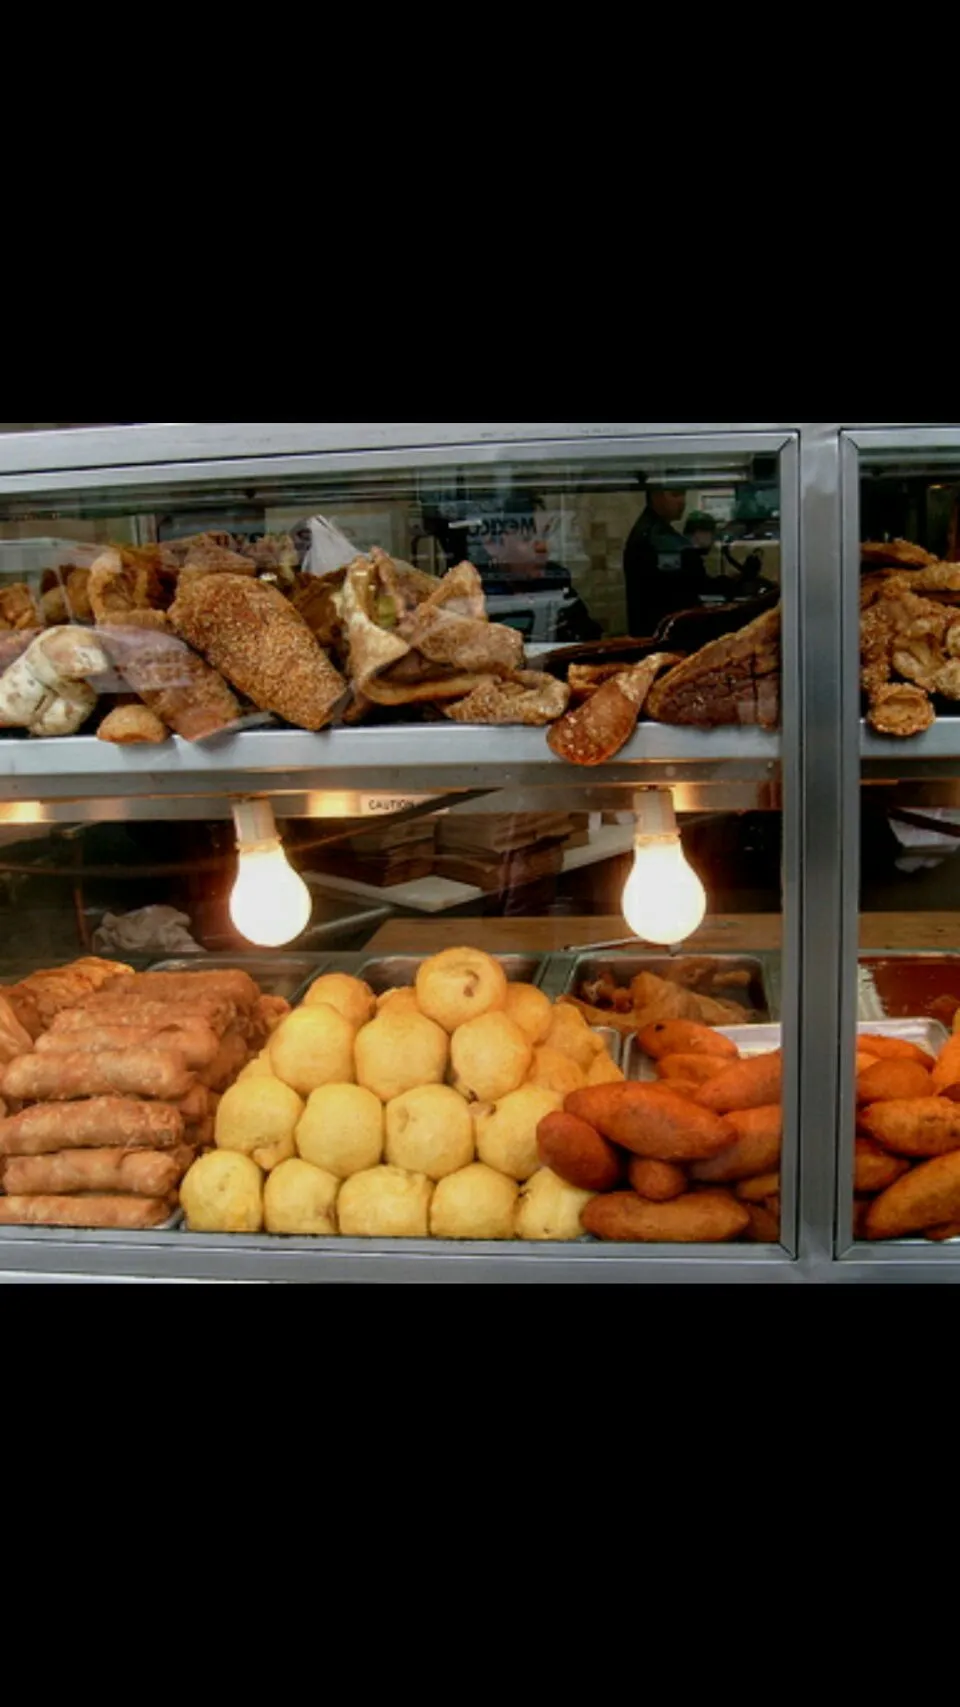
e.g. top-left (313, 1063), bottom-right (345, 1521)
top-left (149, 955), bottom-right (329, 1001)
top-left (624, 1022), bottom-right (781, 1082)
top-left (625, 1015), bottom-right (948, 1081)
top-left (563, 953), bottom-right (773, 1023)
top-left (351, 954), bottom-right (547, 996)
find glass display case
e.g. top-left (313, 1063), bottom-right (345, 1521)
top-left (0, 423), bottom-right (810, 1281)
top-left (840, 426), bottom-right (960, 1271)
top-left (0, 419), bottom-right (953, 1283)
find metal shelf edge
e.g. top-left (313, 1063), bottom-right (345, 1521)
top-left (0, 725), bottom-right (782, 801)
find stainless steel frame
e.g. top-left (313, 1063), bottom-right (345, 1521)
top-left (0, 419), bottom-right (953, 1281)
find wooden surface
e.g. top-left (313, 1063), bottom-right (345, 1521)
top-left (364, 913), bottom-right (960, 954)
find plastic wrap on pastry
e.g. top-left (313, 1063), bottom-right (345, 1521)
top-left (99, 618), bottom-right (244, 741)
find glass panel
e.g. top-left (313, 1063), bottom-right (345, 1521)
top-left (856, 446), bottom-right (960, 1248)
top-left (0, 444), bottom-right (787, 1255)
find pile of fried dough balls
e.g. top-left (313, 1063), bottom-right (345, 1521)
top-left (180, 951), bottom-right (624, 1240)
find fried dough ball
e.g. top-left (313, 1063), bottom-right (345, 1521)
top-left (303, 973), bottom-right (376, 1030)
top-left (415, 948), bottom-right (508, 1033)
top-left (269, 1005), bottom-right (356, 1097)
top-left (354, 1010), bottom-right (448, 1103)
top-left (181, 1150), bottom-right (264, 1234)
top-left (527, 1047), bottom-right (586, 1099)
top-left (264, 1158), bottom-right (339, 1236)
top-left (337, 1166), bottom-right (432, 1239)
top-left (474, 1084), bottom-right (562, 1181)
top-left (517, 1168), bottom-right (595, 1242)
top-left (542, 1005), bottom-right (605, 1072)
top-left (451, 1012), bottom-right (533, 1103)
top-left (296, 1083), bottom-right (384, 1179)
top-left (385, 1085), bottom-right (474, 1180)
top-left (237, 1053), bottom-right (275, 1083)
top-left (215, 1078), bottom-right (304, 1171)
top-left (430, 1163), bottom-right (518, 1240)
top-left (376, 987), bottom-right (421, 1017)
top-left (503, 983), bottom-right (553, 1045)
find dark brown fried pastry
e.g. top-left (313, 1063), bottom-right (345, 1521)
top-left (170, 574), bottom-right (346, 731)
top-left (861, 539), bottom-right (938, 571)
top-left (547, 653), bottom-right (680, 765)
top-left (646, 607), bottom-right (781, 729)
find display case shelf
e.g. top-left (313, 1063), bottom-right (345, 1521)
top-left (862, 719), bottom-right (960, 774)
top-left (0, 725), bottom-right (782, 805)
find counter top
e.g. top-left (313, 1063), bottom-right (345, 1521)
top-left (364, 913), bottom-right (960, 954)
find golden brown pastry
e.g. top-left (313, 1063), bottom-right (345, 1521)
top-left (445, 672), bottom-right (570, 727)
top-left (35, 1020), bottom-right (221, 1069)
top-left (861, 539), bottom-right (938, 571)
top-left (0, 1099), bottom-right (183, 1156)
top-left (88, 548), bottom-right (176, 622)
top-left (6, 957), bottom-right (133, 1033)
top-left (97, 705), bottom-right (170, 745)
top-left (3, 1147), bottom-right (187, 1197)
top-left (51, 995), bottom-right (235, 1036)
top-left (867, 682), bottom-right (936, 737)
top-left (170, 574), bottom-right (346, 731)
top-left (0, 993), bottom-right (36, 1065)
top-left (3, 1048), bottom-right (195, 1103)
top-left (0, 1195), bottom-right (177, 1230)
top-left (102, 970), bottom-right (259, 1007)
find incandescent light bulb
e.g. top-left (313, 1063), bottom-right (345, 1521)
top-left (621, 790), bottom-right (707, 947)
top-left (229, 801), bottom-right (312, 949)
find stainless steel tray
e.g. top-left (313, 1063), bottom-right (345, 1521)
top-left (149, 955), bottom-right (329, 1001)
top-left (352, 953), bottom-right (547, 996)
top-left (624, 1021), bottom-right (782, 1082)
top-left (591, 1025), bottom-right (624, 1069)
top-left (625, 1015), bottom-right (949, 1081)
top-left (562, 952), bottom-right (773, 1023)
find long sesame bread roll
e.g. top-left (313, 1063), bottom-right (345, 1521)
top-left (0, 1195), bottom-right (176, 1231)
top-left (3, 1049), bottom-right (194, 1103)
top-left (170, 573), bottom-right (347, 732)
top-left (4, 1147), bottom-right (187, 1197)
top-left (0, 1099), bottom-right (184, 1156)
